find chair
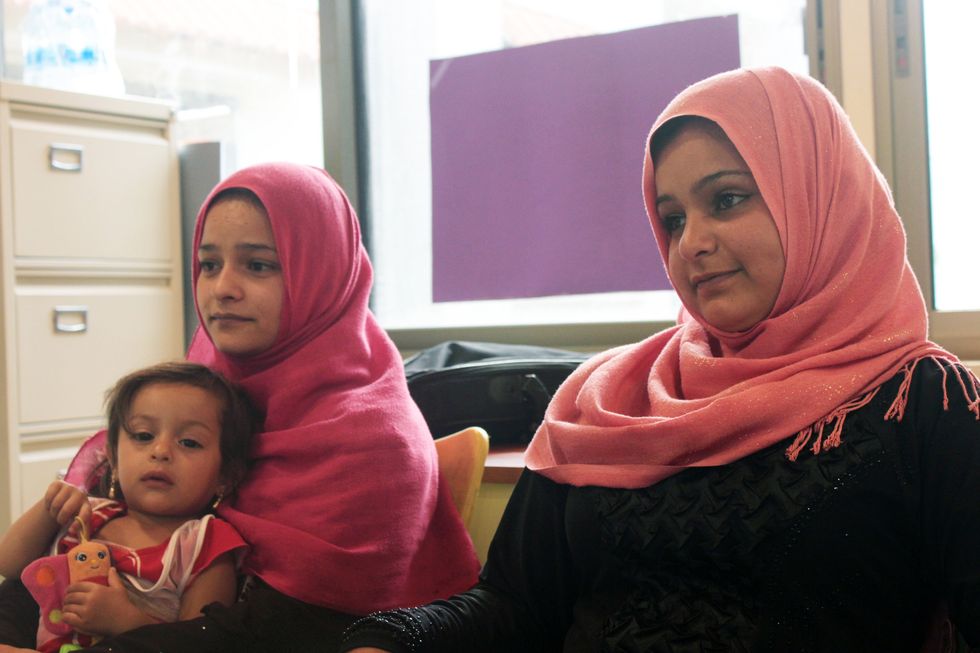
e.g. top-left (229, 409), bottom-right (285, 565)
top-left (434, 426), bottom-right (490, 528)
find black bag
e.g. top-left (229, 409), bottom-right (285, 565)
top-left (404, 341), bottom-right (591, 446)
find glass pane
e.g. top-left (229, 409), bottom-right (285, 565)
top-left (3, 0), bottom-right (322, 169)
top-left (360, 0), bottom-right (808, 330)
top-left (922, 1), bottom-right (979, 311)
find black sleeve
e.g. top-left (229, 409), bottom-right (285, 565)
top-left (904, 360), bottom-right (980, 647)
top-left (339, 469), bottom-right (579, 652)
top-left (76, 580), bottom-right (356, 652)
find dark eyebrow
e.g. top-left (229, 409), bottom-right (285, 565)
top-left (198, 243), bottom-right (278, 254)
top-left (655, 169), bottom-right (753, 208)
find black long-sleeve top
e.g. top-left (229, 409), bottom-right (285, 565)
top-left (341, 359), bottom-right (980, 652)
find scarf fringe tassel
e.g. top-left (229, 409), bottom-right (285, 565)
top-left (786, 357), bottom-right (980, 462)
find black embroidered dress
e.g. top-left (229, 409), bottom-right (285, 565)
top-left (341, 360), bottom-right (980, 652)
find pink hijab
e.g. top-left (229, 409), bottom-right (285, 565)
top-left (525, 67), bottom-right (956, 489)
top-left (69, 163), bottom-right (479, 613)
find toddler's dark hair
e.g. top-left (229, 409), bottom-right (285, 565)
top-left (96, 361), bottom-right (261, 503)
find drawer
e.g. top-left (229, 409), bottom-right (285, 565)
top-left (19, 444), bottom-right (83, 515)
top-left (10, 117), bottom-right (173, 261)
top-left (15, 285), bottom-right (182, 424)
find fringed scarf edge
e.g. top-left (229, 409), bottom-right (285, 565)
top-left (786, 356), bottom-right (980, 462)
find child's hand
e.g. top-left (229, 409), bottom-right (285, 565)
top-left (61, 568), bottom-right (147, 636)
top-left (42, 481), bottom-right (91, 528)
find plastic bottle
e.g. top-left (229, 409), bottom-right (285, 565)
top-left (21, 0), bottom-right (125, 96)
top-left (21, 0), bottom-right (60, 89)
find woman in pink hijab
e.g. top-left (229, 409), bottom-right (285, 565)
top-left (340, 67), bottom-right (980, 652)
top-left (0, 163), bottom-right (480, 652)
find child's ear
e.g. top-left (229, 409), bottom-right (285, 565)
top-left (215, 474), bottom-right (233, 500)
top-left (102, 456), bottom-right (120, 499)
top-left (103, 442), bottom-right (117, 468)
top-left (210, 482), bottom-right (229, 511)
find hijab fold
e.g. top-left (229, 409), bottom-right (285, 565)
top-left (526, 67), bottom-right (955, 489)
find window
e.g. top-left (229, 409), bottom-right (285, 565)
top-left (873, 0), bottom-right (980, 358)
top-left (2, 0), bottom-right (323, 169)
top-left (351, 0), bottom-right (809, 350)
top-left (919, 2), bottom-right (977, 313)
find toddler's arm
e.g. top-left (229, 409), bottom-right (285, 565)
top-left (62, 567), bottom-right (157, 636)
top-left (0, 481), bottom-right (90, 579)
top-left (60, 551), bottom-right (237, 637)
top-left (178, 551), bottom-right (237, 620)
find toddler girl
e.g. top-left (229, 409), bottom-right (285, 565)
top-left (0, 361), bottom-right (258, 652)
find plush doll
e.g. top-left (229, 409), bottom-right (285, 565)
top-left (22, 517), bottom-right (112, 653)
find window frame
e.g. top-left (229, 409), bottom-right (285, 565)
top-left (866, 0), bottom-right (980, 359)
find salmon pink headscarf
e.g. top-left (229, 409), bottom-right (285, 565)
top-left (68, 163), bottom-right (479, 614)
top-left (525, 67), bottom-right (958, 489)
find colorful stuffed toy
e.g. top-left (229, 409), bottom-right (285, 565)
top-left (22, 517), bottom-right (112, 653)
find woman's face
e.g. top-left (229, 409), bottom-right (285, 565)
top-left (196, 197), bottom-right (285, 356)
top-left (653, 121), bottom-right (785, 332)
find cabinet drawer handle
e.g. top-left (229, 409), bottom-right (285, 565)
top-left (49, 144), bottom-right (84, 172)
top-left (52, 306), bottom-right (88, 333)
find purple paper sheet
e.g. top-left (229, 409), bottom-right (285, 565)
top-left (429, 15), bottom-right (740, 302)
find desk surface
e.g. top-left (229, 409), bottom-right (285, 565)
top-left (485, 446), bottom-right (524, 484)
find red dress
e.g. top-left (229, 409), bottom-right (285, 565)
top-left (23, 498), bottom-right (246, 652)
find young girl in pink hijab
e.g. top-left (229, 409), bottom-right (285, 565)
top-left (0, 163), bottom-right (480, 652)
top-left (339, 67), bottom-right (980, 652)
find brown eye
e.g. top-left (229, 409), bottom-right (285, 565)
top-left (662, 214), bottom-right (686, 233)
top-left (129, 430), bottom-right (154, 443)
top-left (246, 259), bottom-right (280, 273)
top-left (715, 192), bottom-right (749, 211)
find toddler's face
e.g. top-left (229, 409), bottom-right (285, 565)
top-left (115, 382), bottom-right (225, 521)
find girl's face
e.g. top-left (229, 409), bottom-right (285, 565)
top-left (114, 383), bottom-right (224, 520)
top-left (653, 122), bottom-right (785, 332)
top-left (197, 198), bottom-right (284, 357)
